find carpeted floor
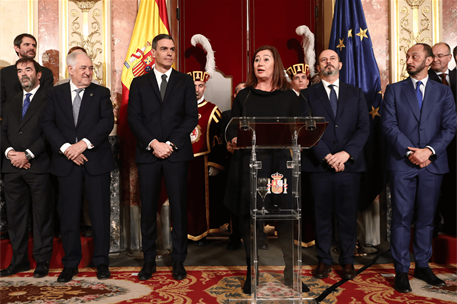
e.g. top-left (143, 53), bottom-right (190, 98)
top-left (1, 263), bottom-right (456, 304)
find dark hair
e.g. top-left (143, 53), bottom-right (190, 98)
top-left (453, 45), bottom-right (457, 59)
top-left (246, 45), bottom-right (291, 91)
top-left (152, 34), bottom-right (174, 50)
top-left (15, 57), bottom-right (42, 74)
top-left (13, 33), bottom-right (37, 56)
top-left (416, 43), bottom-right (434, 58)
top-left (68, 46), bottom-right (87, 55)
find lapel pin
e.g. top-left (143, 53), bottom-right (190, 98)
top-left (90, 93), bottom-right (93, 96)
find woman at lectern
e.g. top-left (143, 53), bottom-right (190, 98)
top-left (224, 45), bottom-right (306, 294)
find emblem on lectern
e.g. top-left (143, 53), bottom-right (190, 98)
top-left (268, 172), bottom-right (288, 194)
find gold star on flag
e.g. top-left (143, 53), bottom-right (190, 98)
top-left (348, 29), bottom-right (353, 37)
top-left (336, 39), bottom-right (345, 51)
top-left (369, 106), bottom-right (380, 119)
top-left (356, 28), bottom-right (369, 41)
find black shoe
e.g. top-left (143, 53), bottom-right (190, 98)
top-left (258, 240), bottom-right (268, 250)
top-left (414, 267), bottom-right (446, 286)
top-left (172, 261), bottom-right (187, 280)
top-left (226, 238), bottom-right (242, 250)
top-left (57, 268), bottom-right (78, 282)
top-left (0, 263), bottom-right (30, 277)
top-left (138, 261), bottom-right (156, 281)
top-left (96, 264), bottom-right (111, 280)
top-left (394, 272), bottom-right (412, 293)
top-left (342, 264), bottom-right (356, 280)
top-left (33, 262), bottom-right (50, 278)
top-left (314, 263), bottom-right (331, 279)
top-left (283, 266), bottom-right (310, 292)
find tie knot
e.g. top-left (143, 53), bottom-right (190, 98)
top-left (25, 93), bottom-right (32, 98)
top-left (440, 73), bottom-right (447, 77)
top-left (161, 74), bottom-right (167, 81)
top-left (75, 88), bottom-right (84, 94)
top-left (416, 81), bottom-right (422, 89)
top-left (328, 84), bottom-right (334, 89)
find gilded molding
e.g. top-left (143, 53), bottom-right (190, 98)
top-left (59, 0), bottom-right (111, 89)
top-left (390, 0), bottom-right (441, 82)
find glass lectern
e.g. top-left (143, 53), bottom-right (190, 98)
top-left (226, 117), bottom-right (327, 304)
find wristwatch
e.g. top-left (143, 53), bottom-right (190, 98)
top-left (24, 151), bottom-right (32, 160)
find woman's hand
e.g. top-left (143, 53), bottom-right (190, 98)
top-left (227, 137), bottom-right (239, 152)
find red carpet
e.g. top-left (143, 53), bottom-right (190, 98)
top-left (0, 264), bottom-right (456, 303)
top-left (0, 235), bottom-right (94, 269)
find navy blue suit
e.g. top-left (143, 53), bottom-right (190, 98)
top-left (128, 69), bottom-right (197, 263)
top-left (301, 81), bottom-right (369, 265)
top-left (382, 77), bottom-right (456, 273)
top-left (42, 82), bottom-right (115, 268)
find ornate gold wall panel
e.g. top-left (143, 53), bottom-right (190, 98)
top-left (59, 0), bottom-right (112, 89)
top-left (390, 0), bottom-right (441, 82)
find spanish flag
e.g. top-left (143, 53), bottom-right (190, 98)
top-left (119, 0), bottom-right (171, 206)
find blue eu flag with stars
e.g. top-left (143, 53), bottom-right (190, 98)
top-left (329, 0), bottom-right (385, 210)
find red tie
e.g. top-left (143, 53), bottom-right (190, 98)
top-left (439, 73), bottom-right (449, 86)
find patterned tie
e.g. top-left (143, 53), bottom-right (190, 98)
top-left (438, 73), bottom-right (449, 86)
top-left (73, 88), bottom-right (84, 126)
top-left (416, 81), bottom-right (423, 109)
top-left (22, 93), bottom-right (32, 120)
top-left (160, 74), bottom-right (168, 101)
top-left (328, 84), bottom-right (338, 117)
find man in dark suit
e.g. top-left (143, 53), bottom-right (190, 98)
top-left (0, 58), bottom-right (53, 278)
top-left (428, 42), bottom-right (457, 236)
top-left (1, 33), bottom-right (54, 112)
top-left (128, 34), bottom-right (197, 281)
top-left (0, 33), bottom-right (54, 241)
top-left (382, 43), bottom-right (456, 293)
top-left (42, 51), bottom-right (114, 282)
top-left (301, 49), bottom-right (370, 280)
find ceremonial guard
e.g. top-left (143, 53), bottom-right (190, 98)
top-left (186, 35), bottom-right (225, 243)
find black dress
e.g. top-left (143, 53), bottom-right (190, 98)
top-left (224, 87), bottom-right (301, 216)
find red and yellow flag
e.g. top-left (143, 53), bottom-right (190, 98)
top-left (119, 0), bottom-right (171, 206)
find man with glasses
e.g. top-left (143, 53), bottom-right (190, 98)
top-left (429, 42), bottom-right (457, 237)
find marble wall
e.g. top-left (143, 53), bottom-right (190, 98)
top-left (443, 0), bottom-right (457, 70)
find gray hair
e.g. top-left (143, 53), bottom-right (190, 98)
top-left (66, 51), bottom-right (91, 67)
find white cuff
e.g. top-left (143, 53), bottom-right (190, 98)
top-left (82, 138), bottom-right (94, 149)
top-left (60, 143), bottom-right (71, 154)
top-left (26, 149), bottom-right (35, 159)
top-left (5, 147), bottom-right (14, 159)
top-left (426, 146), bottom-right (435, 155)
top-left (147, 139), bottom-right (156, 151)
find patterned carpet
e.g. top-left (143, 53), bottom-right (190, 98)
top-left (0, 264), bottom-right (456, 303)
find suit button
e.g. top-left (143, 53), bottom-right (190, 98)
top-left (333, 140), bottom-right (338, 144)
top-left (335, 125), bottom-right (338, 128)
top-left (19, 131), bottom-right (23, 135)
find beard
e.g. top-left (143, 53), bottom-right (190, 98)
top-left (407, 59), bottom-right (427, 76)
top-left (20, 76), bottom-right (36, 91)
top-left (322, 64), bottom-right (339, 77)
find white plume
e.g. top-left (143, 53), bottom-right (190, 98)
top-left (295, 25), bottom-right (315, 77)
top-left (191, 34), bottom-right (216, 77)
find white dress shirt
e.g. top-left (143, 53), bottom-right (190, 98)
top-left (321, 78), bottom-right (340, 100)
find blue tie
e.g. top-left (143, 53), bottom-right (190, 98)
top-left (328, 84), bottom-right (338, 117)
top-left (22, 93), bottom-right (32, 120)
top-left (416, 81), bottom-right (423, 109)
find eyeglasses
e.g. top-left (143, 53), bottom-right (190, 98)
top-left (435, 54), bottom-right (451, 59)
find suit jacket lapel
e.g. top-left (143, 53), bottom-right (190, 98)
top-left (336, 82), bottom-right (347, 121)
top-left (314, 82), bottom-right (335, 122)
top-left (147, 70), bottom-right (162, 102)
top-left (76, 83), bottom-right (94, 126)
top-left (163, 69), bottom-right (176, 102)
top-left (421, 79), bottom-right (436, 122)
top-left (13, 92), bottom-right (23, 126)
top-left (60, 83), bottom-right (75, 124)
top-left (402, 78), bottom-right (420, 121)
top-left (20, 87), bottom-right (46, 127)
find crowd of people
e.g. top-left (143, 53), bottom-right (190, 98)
top-left (1, 33), bottom-right (456, 296)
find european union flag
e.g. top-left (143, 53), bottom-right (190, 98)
top-left (329, 0), bottom-right (385, 210)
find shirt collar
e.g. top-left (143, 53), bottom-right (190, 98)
top-left (153, 66), bottom-right (173, 79)
top-left (411, 75), bottom-right (429, 87)
top-left (197, 95), bottom-right (205, 104)
top-left (435, 69), bottom-right (450, 76)
top-left (321, 78), bottom-right (340, 88)
top-left (23, 84), bottom-right (40, 97)
top-left (70, 80), bottom-right (86, 92)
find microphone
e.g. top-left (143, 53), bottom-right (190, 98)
top-left (300, 91), bottom-right (316, 131)
top-left (240, 91), bottom-right (252, 131)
